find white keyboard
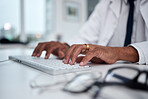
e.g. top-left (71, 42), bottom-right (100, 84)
top-left (9, 56), bottom-right (91, 75)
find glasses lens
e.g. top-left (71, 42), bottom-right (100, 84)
top-left (63, 72), bottom-right (102, 93)
top-left (137, 73), bottom-right (148, 85)
top-left (105, 68), bottom-right (139, 83)
top-left (30, 74), bottom-right (67, 88)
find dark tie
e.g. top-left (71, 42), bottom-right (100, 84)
top-left (124, 0), bottom-right (135, 46)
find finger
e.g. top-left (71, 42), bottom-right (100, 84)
top-left (64, 45), bottom-right (76, 64)
top-left (32, 47), bottom-right (38, 56)
top-left (70, 46), bottom-right (83, 65)
top-left (79, 52), bottom-right (94, 66)
top-left (45, 46), bottom-right (59, 59)
top-left (58, 47), bottom-right (65, 58)
top-left (36, 44), bottom-right (46, 57)
top-left (76, 56), bottom-right (84, 63)
top-left (32, 44), bottom-right (42, 56)
top-left (58, 50), bottom-right (65, 58)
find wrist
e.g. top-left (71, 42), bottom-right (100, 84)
top-left (117, 46), bottom-right (139, 62)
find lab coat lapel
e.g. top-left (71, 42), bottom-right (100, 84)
top-left (99, 0), bottom-right (121, 46)
top-left (140, 0), bottom-right (148, 28)
top-left (110, 0), bottom-right (121, 19)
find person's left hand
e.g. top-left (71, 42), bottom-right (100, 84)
top-left (63, 44), bottom-right (119, 66)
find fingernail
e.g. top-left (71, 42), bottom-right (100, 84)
top-left (63, 59), bottom-right (65, 63)
top-left (70, 61), bottom-right (73, 65)
top-left (63, 59), bottom-right (67, 63)
top-left (63, 59), bottom-right (65, 62)
top-left (80, 62), bottom-right (84, 66)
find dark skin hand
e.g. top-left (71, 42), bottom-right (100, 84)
top-left (32, 41), bottom-right (69, 59)
top-left (32, 42), bottom-right (139, 66)
top-left (63, 44), bottom-right (139, 66)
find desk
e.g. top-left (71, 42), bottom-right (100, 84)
top-left (0, 48), bottom-right (148, 99)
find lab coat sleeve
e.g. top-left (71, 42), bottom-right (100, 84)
top-left (130, 0), bottom-right (148, 65)
top-left (67, 0), bottom-right (106, 45)
top-left (130, 41), bottom-right (148, 65)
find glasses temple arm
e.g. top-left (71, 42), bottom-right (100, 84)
top-left (104, 72), bottom-right (131, 83)
top-left (112, 74), bottom-right (131, 83)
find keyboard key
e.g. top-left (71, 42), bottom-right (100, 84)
top-left (9, 56), bottom-right (91, 75)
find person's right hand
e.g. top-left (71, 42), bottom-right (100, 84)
top-left (32, 41), bottom-right (70, 59)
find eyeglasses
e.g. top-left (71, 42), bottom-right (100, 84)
top-left (103, 66), bottom-right (148, 90)
top-left (30, 74), bottom-right (69, 89)
top-left (29, 72), bottom-right (100, 90)
top-left (63, 72), bottom-right (102, 93)
top-left (63, 66), bottom-right (148, 99)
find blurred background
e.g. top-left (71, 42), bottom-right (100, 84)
top-left (0, 0), bottom-right (99, 48)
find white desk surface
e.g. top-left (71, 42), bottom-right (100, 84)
top-left (0, 48), bottom-right (148, 99)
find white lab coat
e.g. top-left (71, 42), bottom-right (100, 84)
top-left (68, 0), bottom-right (148, 64)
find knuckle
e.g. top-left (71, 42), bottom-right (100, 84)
top-left (38, 42), bottom-right (44, 45)
top-left (55, 41), bottom-right (59, 43)
top-left (87, 52), bottom-right (94, 56)
top-left (77, 45), bottom-right (82, 49)
top-left (50, 41), bottom-right (55, 43)
top-left (81, 44), bottom-right (86, 48)
top-left (71, 45), bottom-right (75, 47)
top-left (71, 44), bottom-right (77, 47)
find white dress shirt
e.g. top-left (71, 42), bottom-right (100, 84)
top-left (67, 0), bottom-right (148, 65)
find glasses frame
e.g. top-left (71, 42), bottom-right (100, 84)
top-left (63, 66), bottom-right (148, 99)
top-left (103, 66), bottom-right (148, 90)
top-left (63, 72), bottom-right (102, 93)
